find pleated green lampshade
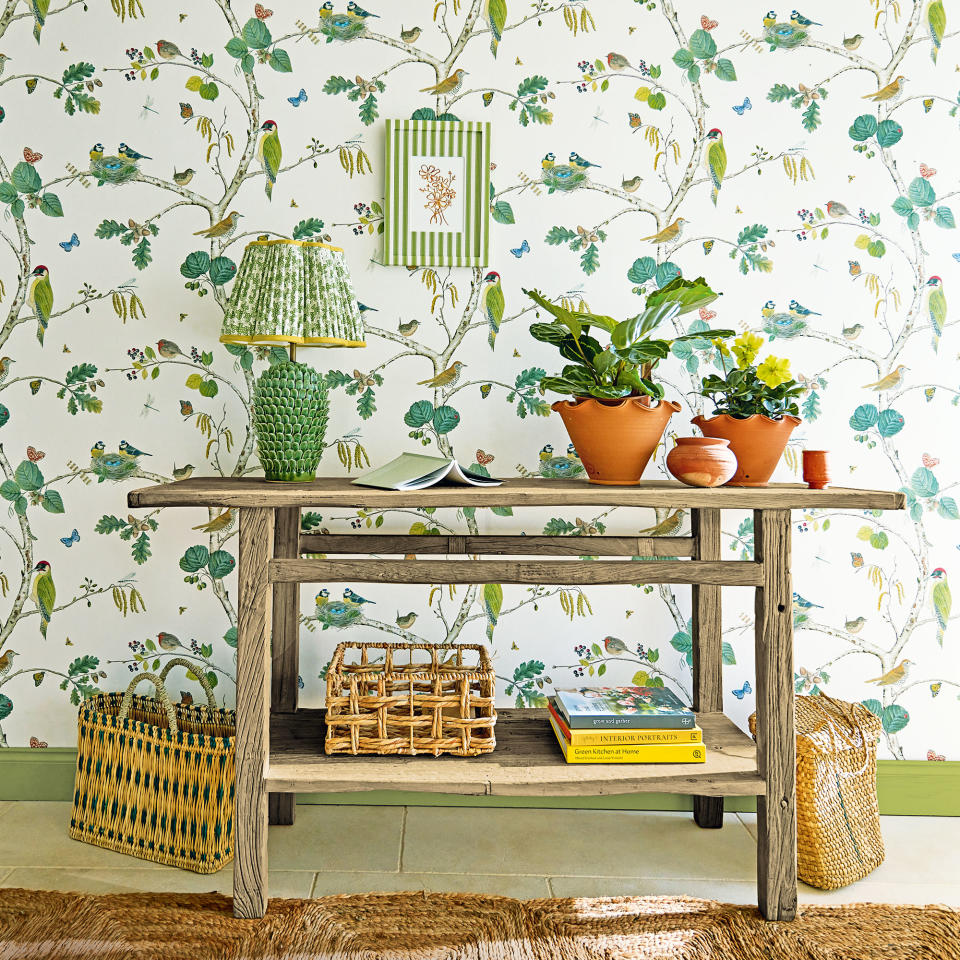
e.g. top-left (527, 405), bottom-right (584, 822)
top-left (220, 238), bottom-right (366, 347)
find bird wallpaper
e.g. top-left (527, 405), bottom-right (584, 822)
top-left (0, 0), bottom-right (956, 765)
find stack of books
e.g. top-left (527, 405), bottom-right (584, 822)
top-left (548, 686), bottom-right (705, 764)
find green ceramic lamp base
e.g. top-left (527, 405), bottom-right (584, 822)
top-left (252, 358), bottom-right (330, 483)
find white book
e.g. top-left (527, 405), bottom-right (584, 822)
top-left (351, 453), bottom-right (502, 491)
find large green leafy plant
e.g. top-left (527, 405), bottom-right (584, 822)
top-left (698, 332), bottom-right (804, 419)
top-left (524, 278), bottom-right (731, 401)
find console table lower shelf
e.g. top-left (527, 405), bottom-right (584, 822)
top-left (267, 708), bottom-right (763, 797)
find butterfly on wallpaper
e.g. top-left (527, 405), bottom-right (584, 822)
top-left (25, 78), bottom-right (38, 94)
top-left (23, 147), bottom-right (42, 163)
top-left (29, 379), bottom-right (42, 394)
top-left (732, 97), bottom-right (752, 115)
top-left (479, 383), bottom-right (492, 398)
top-left (482, 91), bottom-right (494, 107)
top-left (476, 449), bottom-right (495, 466)
top-left (698, 307), bottom-right (717, 322)
top-left (180, 102), bottom-right (194, 119)
top-left (29, 736), bottom-right (48, 748)
top-left (26, 446), bottom-right (45, 462)
top-left (930, 682), bottom-right (942, 697)
top-left (628, 112), bottom-right (643, 131)
top-left (510, 239), bottom-right (530, 258)
top-left (59, 233), bottom-right (79, 252)
top-left (923, 98), bottom-right (934, 112)
top-left (922, 453), bottom-right (940, 468)
top-left (848, 260), bottom-right (862, 277)
top-left (850, 551), bottom-right (865, 570)
top-left (927, 749), bottom-right (946, 761)
top-left (920, 163), bottom-right (937, 178)
top-left (925, 387), bottom-right (937, 401)
top-left (701, 15), bottom-right (718, 30)
top-left (60, 529), bottom-right (80, 547)
top-left (180, 399), bottom-right (194, 416)
top-left (732, 680), bottom-right (752, 700)
top-left (702, 239), bottom-right (714, 254)
top-left (255, 2), bottom-right (273, 18)
top-left (287, 88), bottom-right (308, 107)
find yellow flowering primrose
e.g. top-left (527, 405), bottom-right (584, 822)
top-left (732, 332), bottom-right (763, 369)
top-left (711, 337), bottom-right (731, 357)
top-left (756, 355), bottom-right (793, 388)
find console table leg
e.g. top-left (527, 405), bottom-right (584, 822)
top-left (269, 506), bottom-right (301, 827)
top-left (692, 508), bottom-right (724, 829)
top-left (753, 508), bottom-right (797, 921)
top-left (234, 507), bottom-right (273, 919)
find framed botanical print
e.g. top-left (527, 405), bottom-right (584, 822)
top-left (382, 119), bottom-right (491, 268)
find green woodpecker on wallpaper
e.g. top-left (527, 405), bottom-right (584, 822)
top-left (0, 0), bottom-right (954, 762)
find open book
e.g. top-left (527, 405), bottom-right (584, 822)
top-left (351, 453), bottom-right (502, 490)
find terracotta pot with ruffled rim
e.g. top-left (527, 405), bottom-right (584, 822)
top-left (552, 397), bottom-right (682, 485)
top-left (691, 412), bottom-right (801, 486)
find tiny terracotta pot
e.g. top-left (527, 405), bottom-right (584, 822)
top-left (552, 396), bottom-right (682, 485)
top-left (691, 412), bottom-right (802, 487)
top-left (666, 437), bottom-right (738, 488)
top-left (802, 449), bottom-right (831, 489)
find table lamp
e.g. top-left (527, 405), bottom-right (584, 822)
top-left (220, 238), bottom-right (366, 482)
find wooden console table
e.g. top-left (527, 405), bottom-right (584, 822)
top-left (127, 478), bottom-right (904, 921)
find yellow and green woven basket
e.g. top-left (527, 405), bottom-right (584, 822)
top-left (69, 658), bottom-right (235, 874)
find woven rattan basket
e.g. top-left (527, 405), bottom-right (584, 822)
top-left (70, 658), bottom-right (235, 874)
top-left (324, 641), bottom-right (497, 757)
top-left (749, 693), bottom-right (884, 889)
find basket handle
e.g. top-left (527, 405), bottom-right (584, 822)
top-left (118, 672), bottom-right (178, 734)
top-left (158, 657), bottom-right (217, 709)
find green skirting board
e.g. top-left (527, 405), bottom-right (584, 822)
top-left (2, 749), bottom-right (957, 815)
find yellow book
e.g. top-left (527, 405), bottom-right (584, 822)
top-left (549, 714), bottom-right (706, 764)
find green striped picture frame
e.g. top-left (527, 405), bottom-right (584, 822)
top-left (383, 119), bottom-right (491, 268)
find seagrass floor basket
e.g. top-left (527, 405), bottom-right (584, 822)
top-left (70, 658), bottom-right (235, 874)
top-left (324, 641), bottom-right (497, 757)
top-left (749, 693), bottom-right (884, 889)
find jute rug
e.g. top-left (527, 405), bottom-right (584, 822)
top-left (0, 888), bottom-right (957, 959)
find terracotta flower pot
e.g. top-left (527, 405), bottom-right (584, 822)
top-left (666, 437), bottom-right (738, 488)
top-left (552, 397), bottom-right (681, 485)
top-left (691, 413), bottom-right (802, 487)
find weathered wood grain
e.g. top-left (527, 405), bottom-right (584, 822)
top-left (267, 709), bottom-right (764, 797)
top-left (753, 509), bottom-right (798, 921)
top-left (269, 558), bottom-right (764, 587)
top-left (692, 508), bottom-right (724, 830)
top-left (234, 507), bottom-right (272, 920)
top-left (128, 476), bottom-right (907, 512)
top-left (268, 506), bottom-right (300, 828)
top-left (299, 534), bottom-right (697, 557)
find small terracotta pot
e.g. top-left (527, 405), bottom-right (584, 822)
top-left (666, 437), bottom-right (738, 488)
top-left (802, 450), bottom-right (831, 489)
top-left (552, 396), bottom-right (682, 485)
top-left (691, 413), bottom-right (802, 487)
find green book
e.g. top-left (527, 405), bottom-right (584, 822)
top-left (351, 453), bottom-right (501, 491)
top-left (554, 686), bottom-right (696, 729)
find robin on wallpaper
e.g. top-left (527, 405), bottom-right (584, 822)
top-left (862, 75), bottom-right (907, 103)
top-left (119, 439), bottom-right (151, 458)
top-left (157, 339), bottom-right (184, 359)
top-left (417, 360), bottom-right (466, 389)
top-left (606, 52), bottom-right (632, 70)
top-left (866, 658), bottom-right (913, 688)
top-left (31, 561), bottom-right (55, 639)
top-left (0, 649), bottom-right (18, 681)
top-left (862, 363), bottom-right (907, 391)
top-left (638, 218), bottom-right (687, 245)
top-left (705, 128), bottom-right (726, 206)
top-left (826, 200), bottom-right (850, 218)
top-left (258, 120), bottom-right (282, 200)
top-left (602, 636), bottom-right (629, 656)
top-left (193, 210), bottom-right (243, 239)
top-left (155, 39), bottom-right (182, 59)
top-left (157, 631), bottom-right (185, 651)
top-left (931, 567), bottom-right (951, 646)
top-left (118, 142), bottom-right (151, 161)
top-left (420, 69), bottom-right (468, 96)
top-left (27, 265), bottom-right (53, 346)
